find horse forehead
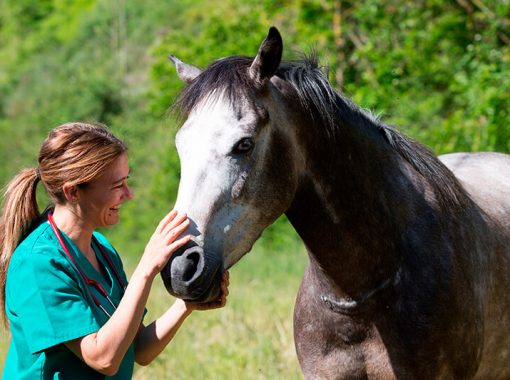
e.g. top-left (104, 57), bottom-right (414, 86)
top-left (176, 98), bottom-right (259, 160)
top-left (181, 94), bottom-right (261, 137)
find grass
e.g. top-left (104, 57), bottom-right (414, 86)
top-left (0, 224), bottom-right (307, 379)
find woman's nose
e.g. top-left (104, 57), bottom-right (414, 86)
top-left (124, 183), bottom-right (134, 200)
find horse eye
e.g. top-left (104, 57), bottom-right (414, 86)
top-left (233, 138), bottom-right (254, 154)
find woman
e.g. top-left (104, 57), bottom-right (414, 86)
top-left (0, 122), bottom-right (229, 379)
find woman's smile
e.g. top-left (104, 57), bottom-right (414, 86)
top-left (77, 153), bottom-right (133, 228)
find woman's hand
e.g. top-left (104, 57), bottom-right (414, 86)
top-left (138, 210), bottom-right (191, 280)
top-left (180, 271), bottom-right (230, 312)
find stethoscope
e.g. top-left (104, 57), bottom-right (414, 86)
top-left (48, 212), bottom-right (126, 318)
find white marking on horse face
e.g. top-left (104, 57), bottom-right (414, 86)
top-left (174, 92), bottom-right (270, 267)
top-left (174, 84), bottom-right (305, 268)
top-left (175, 93), bottom-right (244, 208)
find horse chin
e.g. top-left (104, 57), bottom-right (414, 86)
top-left (183, 276), bottom-right (222, 304)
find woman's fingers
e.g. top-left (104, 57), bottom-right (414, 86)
top-left (162, 212), bottom-right (188, 236)
top-left (164, 218), bottom-right (190, 245)
top-left (185, 271), bottom-right (230, 311)
top-left (221, 271), bottom-right (229, 297)
top-left (156, 210), bottom-right (191, 246)
top-left (156, 210), bottom-right (178, 233)
top-left (215, 271), bottom-right (229, 306)
top-left (166, 234), bottom-right (192, 255)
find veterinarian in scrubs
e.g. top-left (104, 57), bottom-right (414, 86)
top-left (0, 122), bottom-right (229, 379)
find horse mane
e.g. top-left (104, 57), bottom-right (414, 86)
top-left (175, 54), bottom-right (471, 212)
top-left (279, 54), bottom-right (472, 213)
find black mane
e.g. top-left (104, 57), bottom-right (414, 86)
top-left (175, 56), bottom-right (255, 116)
top-left (175, 54), bottom-right (471, 212)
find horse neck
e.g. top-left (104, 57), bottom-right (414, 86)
top-left (285, 119), bottom-right (417, 299)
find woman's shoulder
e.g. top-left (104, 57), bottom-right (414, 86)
top-left (10, 221), bottom-right (66, 268)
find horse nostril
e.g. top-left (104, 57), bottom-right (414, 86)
top-left (164, 242), bottom-right (206, 295)
top-left (182, 250), bottom-right (200, 282)
top-left (161, 240), bottom-right (222, 303)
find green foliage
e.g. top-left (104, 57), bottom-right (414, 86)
top-left (339, 1), bottom-right (510, 153)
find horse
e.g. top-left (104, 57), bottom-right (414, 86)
top-left (161, 27), bottom-right (510, 379)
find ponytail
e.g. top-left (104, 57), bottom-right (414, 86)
top-left (0, 167), bottom-right (40, 326)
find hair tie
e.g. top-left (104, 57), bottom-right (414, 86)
top-left (35, 167), bottom-right (41, 180)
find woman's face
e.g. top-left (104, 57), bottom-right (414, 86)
top-left (77, 153), bottom-right (133, 228)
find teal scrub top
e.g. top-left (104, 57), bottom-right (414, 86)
top-left (3, 219), bottom-right (135, 379)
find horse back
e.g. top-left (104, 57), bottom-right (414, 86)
top-left (440, 152), bottom-right (510, 223)
top-left (440, 151), bottom-right (510, 379)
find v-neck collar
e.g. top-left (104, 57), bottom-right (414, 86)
top-left (56, 225), bottom-right (114, 293)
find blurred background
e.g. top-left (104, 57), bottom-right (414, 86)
top-left (1, 0), bottom-right (509, 378)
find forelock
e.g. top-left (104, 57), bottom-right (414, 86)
top-left (175, 56), bottom-right (256, 117)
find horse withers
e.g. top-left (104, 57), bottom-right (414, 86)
top-left (163, 27), bottom-right (510, 379)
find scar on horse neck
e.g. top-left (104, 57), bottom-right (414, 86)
top-left (320, 268), bottom-right (402, 315)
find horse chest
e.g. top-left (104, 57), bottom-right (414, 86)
top-left (294, 308), bottom-right (397, 379)
top-left (294, 266), bottom-right (485, 379)
top-left (294, 279), bottom-right (399, 379)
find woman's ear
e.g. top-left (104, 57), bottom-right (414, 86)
top-left (62, 183), bottom-right (80, 204)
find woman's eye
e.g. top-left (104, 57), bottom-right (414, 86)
top-left (113, 177), bottom-right (129, 189)
top-left (233, 138), bottom-right (254, 154)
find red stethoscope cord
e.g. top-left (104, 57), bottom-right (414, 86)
top-left (47, 212), bottom-right (126, 318)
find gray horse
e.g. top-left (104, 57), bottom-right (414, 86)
top-left (162, 27), bottom-right (510, 378)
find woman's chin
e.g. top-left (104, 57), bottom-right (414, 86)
top-left (103, 213), bottom-right (120, 226)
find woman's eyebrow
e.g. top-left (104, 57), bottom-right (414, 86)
top-left (111, 169), bottom-right (131, 185)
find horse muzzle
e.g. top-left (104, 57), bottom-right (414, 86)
top-left (161, 240), bottom-right (222, 303)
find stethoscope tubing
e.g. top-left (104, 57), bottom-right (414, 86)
top-left (47, 212), bottom-right (126, 318)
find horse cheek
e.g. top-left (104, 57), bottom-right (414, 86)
top-left (253, 130), bottom-right (297, 219)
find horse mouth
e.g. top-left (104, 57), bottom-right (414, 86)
top-left (184, 271), bottom-right (222, 303)
top-left (161, 242), bottom-right (223, 303)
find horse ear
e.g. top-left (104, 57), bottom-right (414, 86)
top-left (168, 55), bottom-right (202, 83)
top-left (249, 27), bottom-right (283, 86)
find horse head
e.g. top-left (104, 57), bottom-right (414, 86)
top-left (162, 27), bottom-right (304, 302)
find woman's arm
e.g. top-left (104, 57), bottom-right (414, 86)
top-left (133, 271), bottom-right (229, 365)
top-left (65, 211), bottom-right (190, 376)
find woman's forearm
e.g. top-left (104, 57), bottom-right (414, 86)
top-left (133, 272), bottom-right (229, 365)
top-left (134, 299), bottom-right (192, 365)
top-left (95, 267), bottom-right (154, 365)
top-left (67, 267), bottom-right (154, 375)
